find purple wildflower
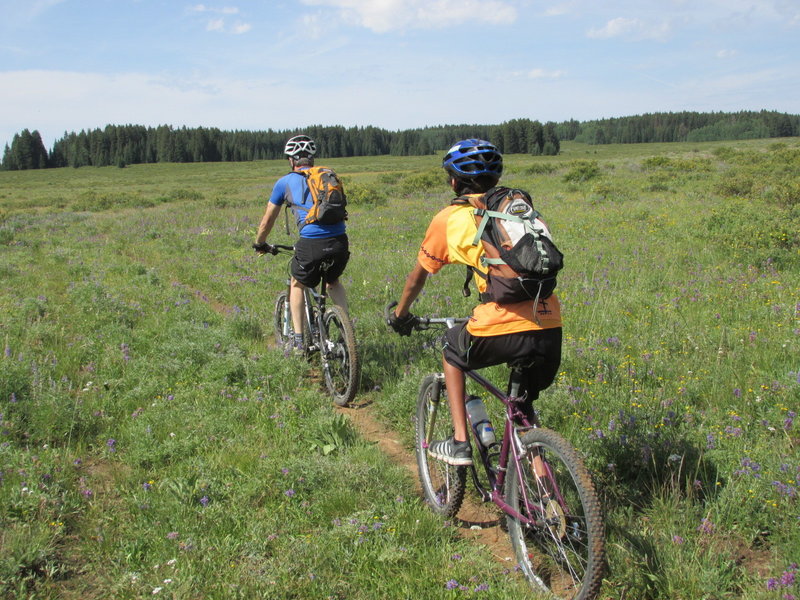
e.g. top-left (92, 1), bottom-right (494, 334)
top-left (166, 531), bottom-right (179, 540)
top-left (285, 489), bottom-right (295, 498)
top-left (697, 517), bottom-right (714, 534)
top-left (445, 579), bottom-right (459, 590)
top-left (199, 496), bottom-right (209, 507)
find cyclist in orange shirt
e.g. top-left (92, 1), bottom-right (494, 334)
top-left (388, 139), bottom-right (562, 466)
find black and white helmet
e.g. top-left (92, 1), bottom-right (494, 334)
top-left (284, 135), bottom-right (317, 158)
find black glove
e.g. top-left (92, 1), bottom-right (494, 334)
top-left (252, 242), bottom-right (274, 254)
top-left (388, 311), bottom-right (418, 336)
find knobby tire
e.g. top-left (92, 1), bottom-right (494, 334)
top-left (273, 291), bottom-right (293, 348)
top-left (505, 427), bottom-right (605, 600)
top-left (320, 304), bottom-right (359, 406)
top-left (414, 375), bottom-right (466, 518)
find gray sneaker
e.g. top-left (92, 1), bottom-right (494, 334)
top-left (290, 334), bottom-right (305, 358)
top-left (428, 436), bottom-right (472, 466)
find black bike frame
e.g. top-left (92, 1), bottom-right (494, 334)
top-left (274, 244), bottom-right (333, 354)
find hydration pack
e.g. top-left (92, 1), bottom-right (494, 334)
top-left (456, 186), bottom-right (563, 305)
top-left (291, 166), bottom-right (347, 228)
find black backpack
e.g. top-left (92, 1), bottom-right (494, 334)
top-left (456, 186), bottom-right (563, 305)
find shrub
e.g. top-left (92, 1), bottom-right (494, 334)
top-left (562, 160), bottom-right (601, 183)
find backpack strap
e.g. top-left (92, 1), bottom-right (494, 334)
top-left (461, 266), bottom-right (493, 303)
top-left (285, 170), bottom-right (311, 232)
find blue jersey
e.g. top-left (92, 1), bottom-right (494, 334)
top-left (268, 168), bottom-right (347, 239)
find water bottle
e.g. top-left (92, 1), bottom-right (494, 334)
top-left (465, 395), bottom-right (496, 447)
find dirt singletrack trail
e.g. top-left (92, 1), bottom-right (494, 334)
top-left (339, 396), bottom-right (518, 565)
top-left (171, 278), bottom-right (519, 565)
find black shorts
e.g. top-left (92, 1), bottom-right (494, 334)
top-left (442, 324), bottom-right (562, 400)
top-left (291, 235), bottom-right (350, 288)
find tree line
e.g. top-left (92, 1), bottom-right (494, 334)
top-left (2, 110), bottom-right (798, 171)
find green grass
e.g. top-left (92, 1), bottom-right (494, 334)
top-left (1, 139), bottom-right (799, 599)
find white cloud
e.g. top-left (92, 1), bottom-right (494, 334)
top-left (189, 5), bottom-right (239, 14)
top-left (587, 16), bottom-right (672, 41)
top-left (300, 0), bottom-right (517, 32)
top-left (188, 3), bottom-right (248, 32)
top-left (716, 48), bottom-right (737, 59)
top-left (206, 18), bottom-right (225, 31)
top-left (528, 68), bottom-right (566, 79)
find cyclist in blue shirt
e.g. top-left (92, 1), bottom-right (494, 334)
top-left (253, 135), bottom-right (350, 352)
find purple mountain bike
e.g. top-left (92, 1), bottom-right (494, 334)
top-left (399, 312), bottom-right (605, 600)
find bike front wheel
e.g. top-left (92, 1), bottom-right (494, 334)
top-left (414, 375), bottom-right (466, 518)
top-left (273, 291), bottom-right (294, 348)
top-left (505, 427), bottom-right (605, 600)
top-left (319, 304), bottom-right (359, 406)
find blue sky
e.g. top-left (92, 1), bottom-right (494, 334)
top-left (1, 0), bottom-right (798, 150)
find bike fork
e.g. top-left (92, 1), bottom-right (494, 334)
top-left (424, 374), bottom-right (445, 447)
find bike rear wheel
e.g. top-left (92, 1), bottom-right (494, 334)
top-left (320, 304), bottom-right (359, 406)
top-left (414, 375), bottom-right (466, 518)
top-left (505, 427), bottom-right (605, 600)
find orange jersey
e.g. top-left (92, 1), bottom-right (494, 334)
top-left (417, 203), bottom-right (562, 336)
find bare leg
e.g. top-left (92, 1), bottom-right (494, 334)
top-left (289, 278), bottom-right (306, 335)
top-left (443, 357), bottom-right (469, 442)
top-left (326, 279), bottom-right (349, 312)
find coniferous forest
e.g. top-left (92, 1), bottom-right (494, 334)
top-left (2, 110), bottom-right (798, 171)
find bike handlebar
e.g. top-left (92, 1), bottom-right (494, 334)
top-left (252, 243), bottom-right (295, 255)
top-left (385, 301), bottom-right (468, 331)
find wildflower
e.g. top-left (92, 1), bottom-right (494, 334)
top-left (781, 570), bottom-right (796, 586)
top-left (697, 517), bottom-right (714, 535)
top-left (445, 579), bottom-right (459, 590)
top-left (143, 481), bottom-right (152, 491)
top-left (199, 496), bottom-right (209, 507)
top-left (152, 587), bottom-right (162, 595)
top-left (106, 438), bottom-right (116, 452)
top-left (474, 583), bottom-right (489, 591)
top-left (767, 578), bottom-right (779, 591)
top-left (450, 553), bottom-right (463, 561)
top-left (166, 532), bottom-right (179, 540)
top-left (672, 535), bottom-right (684, 544)
top-left (285, 489), bottom-right (295, 498)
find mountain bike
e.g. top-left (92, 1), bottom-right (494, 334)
top-left (261, 243), bottom-right (359, 406)
top-left (388, 307), bottom-right (605, 600)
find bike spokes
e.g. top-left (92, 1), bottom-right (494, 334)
top-left (506, 428), bottom-right (605, 600)
top-left (320, 305), bottom-right (359, 406)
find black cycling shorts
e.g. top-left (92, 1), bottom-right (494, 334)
top-left (291, 235), bottom-right (350, 288)
top-left (442, 323), bottom-right (562, 401)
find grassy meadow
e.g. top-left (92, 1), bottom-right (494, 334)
top-left (1, 138), bottom-right (799, 599)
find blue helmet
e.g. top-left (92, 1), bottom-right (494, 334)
top-left (442, 139), bottom-right (503, 180)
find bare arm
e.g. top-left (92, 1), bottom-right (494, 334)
top-left (254, 202), bottom-right (283, 245)
top-left (395, 261), bottom-right (429, 317)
